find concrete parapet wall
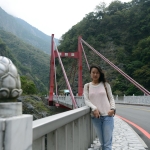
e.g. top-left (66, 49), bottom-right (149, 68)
top-left (115, 95), bottom-right (150, 106)
top-left (54, 95), bottom-right (150, 107)
top-left (32, 106), bottom-right (96, 150)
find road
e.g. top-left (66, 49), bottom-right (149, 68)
top-left (116, 104), bottom-right (150, 149)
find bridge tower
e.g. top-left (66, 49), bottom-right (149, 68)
top-left (49, 34), bottom-right (83, 106)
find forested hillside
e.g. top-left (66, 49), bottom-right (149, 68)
top-left (57, 0), bottom-right (150, 95)
top-left (0, 0), bottom-right (150, 96)
top-left (0, 30), bottom-right (50, 94)
top-left (0, 7), bottom-right (59, 54)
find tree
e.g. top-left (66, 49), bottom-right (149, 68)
top-left (107, 0), bottom-right (124, 12)
top-left (95, 1), bottom-right (106, 13)
top-left (20, 76), bottom-right (37, 94)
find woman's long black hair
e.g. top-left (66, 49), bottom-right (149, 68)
top-left (90, 65), bottom-right (106, 83)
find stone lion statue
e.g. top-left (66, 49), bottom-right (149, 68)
top-left (0, 56), bottom-right (22, 100)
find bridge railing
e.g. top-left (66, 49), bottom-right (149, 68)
top-left (53, 95), bottom-right (85, 108)
top-left (53, 95), bottom-right (150, 107)
top-left (53, 95), bottom-right (73, 109)
top-left (115, 95), bottom-right (150, 106)
top-left (32, 106), bottom-right (96, 150)
top-left (74, 96), bottom-right (86, 107)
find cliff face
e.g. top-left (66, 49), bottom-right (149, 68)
top-left (17, 95), bottom-right (51, 120)
top-left (17, 95), bottom-right (69, 120)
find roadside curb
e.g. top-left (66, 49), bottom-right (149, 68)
top-left (115, 103), bottom-right (150, 107)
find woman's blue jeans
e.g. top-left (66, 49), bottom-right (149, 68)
top-left (91, 116), bottom-right (114, 150)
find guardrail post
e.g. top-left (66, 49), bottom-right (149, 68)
top-left (0, 102), bottom-right (33, 150)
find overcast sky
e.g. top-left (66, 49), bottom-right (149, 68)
top-left (0, 0), bottom-right (131, 39)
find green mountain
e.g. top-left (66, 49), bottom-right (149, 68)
top-left (1, 0), bottom-right (150, 96)
top-left (0, 7), bottom-right (59, 54)
top-left (56, 0), bottom-right (150, 95)
top-left (0, 30), bottom-right (50, 94)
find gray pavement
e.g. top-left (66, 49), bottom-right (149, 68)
top-left (88, 116), bottom-right (148, 150)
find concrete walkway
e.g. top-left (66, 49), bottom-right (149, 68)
top-left (88, 116), bottom-right (148, 150)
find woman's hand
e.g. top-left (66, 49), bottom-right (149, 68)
top-left (108, 110), bottom-right (115, 116)
top-left (93, 109), bottom-right (100, 118)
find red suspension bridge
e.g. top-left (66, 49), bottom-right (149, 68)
top-left (48, 34), bottom-right (150, 109)
top-left (1, 34), bottom-right (150, 150)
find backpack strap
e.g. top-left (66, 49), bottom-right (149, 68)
top-left (87, 83), bottom-right (89, 92)
top-left (104, 82), bottom-right (110, 103)
top-left (104, 82), bottom-right (116, 115)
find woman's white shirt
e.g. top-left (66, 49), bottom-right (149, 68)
top-left (83, 82), bottom-right (115, 116)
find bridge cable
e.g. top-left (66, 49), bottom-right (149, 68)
top-left (81, 38), bottom-right (150, 95)
top-left (81, 42), bottom-right (90, 70)
top-left (53, 40), bottom-right (78, 109)
top-left (54, 52), bottom-right (59, 103)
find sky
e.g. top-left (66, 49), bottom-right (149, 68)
top-left (0, 0), bottom-right (131, 39)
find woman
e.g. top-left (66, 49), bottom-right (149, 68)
top-left (83, 65), bottom-right (116, 150)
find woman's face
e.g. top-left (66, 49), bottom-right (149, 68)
top-left (90, 67), bottom-right (100, 82)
